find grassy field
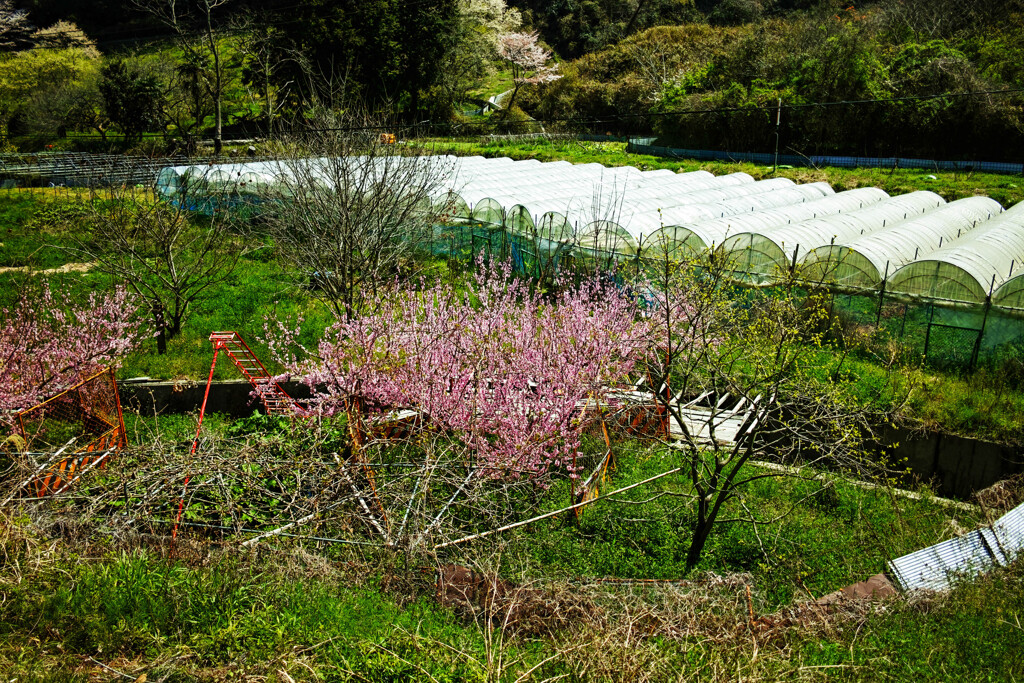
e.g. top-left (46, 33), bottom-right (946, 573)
top-left (0, 432), bottom-right (1016, 681)
top-left (2, 547), bottom-right (1021, 681)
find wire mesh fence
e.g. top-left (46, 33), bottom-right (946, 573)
top-left (451, 226), bottom-right (1024, 372)
top-left (15, 368), bottom-right (126, 496)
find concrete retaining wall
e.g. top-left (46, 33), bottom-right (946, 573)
top-left (119, 379), bottom-right (310, 419)
top-left (117, 380), bottom-right (1023, 498)
top-left (883, 427), bottom-right (1023, 499)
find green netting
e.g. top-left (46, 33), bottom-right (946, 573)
top-left (505, 204), bottom-right (535, 235)
top-left (994, 273), bottom-right (1024, 311)
top-left (886, 260), bottom-right (990, 304)
top-left (424, 224), bottom-right (476, 260)
top-left (472, 197), bottom-right (505, 226)
top-left (718, 232), bottom-right (791, 285)
top-left (640, 226), bottom-right (711, 261)
top-left (468, 224), bottom-right (509, 264)
top-left (801, 246), bottom-right (881, 290)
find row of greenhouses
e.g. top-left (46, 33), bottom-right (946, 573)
top-left (156, 155), bottom-right (1024, 310)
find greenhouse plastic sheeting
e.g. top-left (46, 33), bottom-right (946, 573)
top-left (887, 201), bottom-right (1024, 303)
top-left (718, 191), bottom-right (947, 284)
top-left (800, 196), bottom-right (1004, 290)
top-left (582, 182), bottom-right (836, 247)
top-left (641, 187), bottom-right (887, 258)
top-left (990, 202), bottom-right (1024, 310)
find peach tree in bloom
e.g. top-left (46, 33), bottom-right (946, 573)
top-left (265, 263), bottom-right (652, 480)
top-left (0, 283), bottom-right (146, 420)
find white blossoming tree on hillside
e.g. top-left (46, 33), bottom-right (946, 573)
top-left (496, 30), bottom-right (560, 117)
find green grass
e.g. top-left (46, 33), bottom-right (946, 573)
top-left (466, 67), bottom-right (515, 103)
top-left (3, 547), bottom-right (1019, 681)
top-left (505, 438), bottom-right (979, 608)
top-left (0, 457), bottom-right (1015, 681)
top-left (0, 189), bottom-right (91, 269)
top-left (0, 549), bottom-right (495, 681)
top-left (785, 563), bottom-right (1024, 680)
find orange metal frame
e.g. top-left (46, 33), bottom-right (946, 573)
top-left (16, 368), bottom-right (127, 497)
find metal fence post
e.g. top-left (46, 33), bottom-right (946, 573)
top-left (876, 261), bottom-right (890, 327)
top-left (971, 275), bottom-right (998, 369)
top-left (923, 302), bottom-right (937, 360)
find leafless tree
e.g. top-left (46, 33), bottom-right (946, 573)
top-left (129, 0), bottom-right (233, 154)
top-left (622, 32), bottom-right (685, 102)
top-left (69, 186), bottom-right (243, 354)
top-left (232, 13), bottom-right (291, 135)
top-left (254, 112), bottom-right (457, 319)
top-left (883, 0), bottom-right (1024, 40)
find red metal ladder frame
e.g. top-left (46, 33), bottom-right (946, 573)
top-left (173, 331), bottom-right (297, 541)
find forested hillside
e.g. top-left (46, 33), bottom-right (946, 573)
top-left (517, 0), bottom-right (1024, 160)
top-left (1, 0), bottom-right (1022, 160)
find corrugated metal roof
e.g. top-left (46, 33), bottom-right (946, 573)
top-left (888, 529), bottom-right (1002, 591)
top-left (888, 501), bottom-right (1024, 592)
top-left (992, 502), bottom-right (1024, 559)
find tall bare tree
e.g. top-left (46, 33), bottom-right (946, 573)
top-left (70, 187), bottom-right (242, 354)
top-left (130, 0), bottom-right (232, 154)
top-left (254, 112), bottom-right (457, 319)
top-left (232, 13), bottom-right (290, 135)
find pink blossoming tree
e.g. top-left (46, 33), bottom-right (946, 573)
top-left (0, 282), bottom-right (147, 421)
top-left (265, 262), bottom-right (650, 480)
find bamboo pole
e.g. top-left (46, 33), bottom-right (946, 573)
top-left (433, 467), bottom-right (682, 549)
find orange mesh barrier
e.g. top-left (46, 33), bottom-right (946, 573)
top-left (16, 368), bottom-right (126, 496)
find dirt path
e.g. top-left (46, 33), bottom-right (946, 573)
top-left (0, 261), bottom-right (95, 275)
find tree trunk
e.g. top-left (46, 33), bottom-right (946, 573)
top-left (156, 327), bottom-right (167, 355)
top-left (213, 96), bottom-right (223, 155)
top-left (207, 6), bottom-right (224, 156)
top-left (685, 519), bottom-right (714, 571)
top-left (153, 301), bottom-right (167, 355)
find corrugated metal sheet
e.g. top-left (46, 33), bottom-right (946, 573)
top-left (888, 530), bottom-right (1001, 591)
top-left (993, 502), bottom-right (1024, 559)
top-left (888, 501), bottom-right (1024, 592)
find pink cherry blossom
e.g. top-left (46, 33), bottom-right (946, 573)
top-left (265, 261), bottom-right (652, 480)
top-left (0, 283), bottom-right (147, 421)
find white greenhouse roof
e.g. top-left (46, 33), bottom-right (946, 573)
top-left (801, 196), bottom-right (1004, 290)
top-left (157, 156), bottom-right (1024, 308)
top-left (718, 191), bottom-right (947, 284)
top-left (641, 187), bottom-right (888, 257)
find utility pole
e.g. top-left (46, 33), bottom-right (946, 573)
top-left (773, 97), bottom-right (782, 174)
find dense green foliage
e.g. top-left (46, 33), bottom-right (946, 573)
top-left (99, 59), bottom-right (163, 147)
top-left (263, 0), bottom-right (459, 116)
top-left (5, 0), bottom-right (1024, 160)
top-left (522, 1), bottom-right (1024, 161)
